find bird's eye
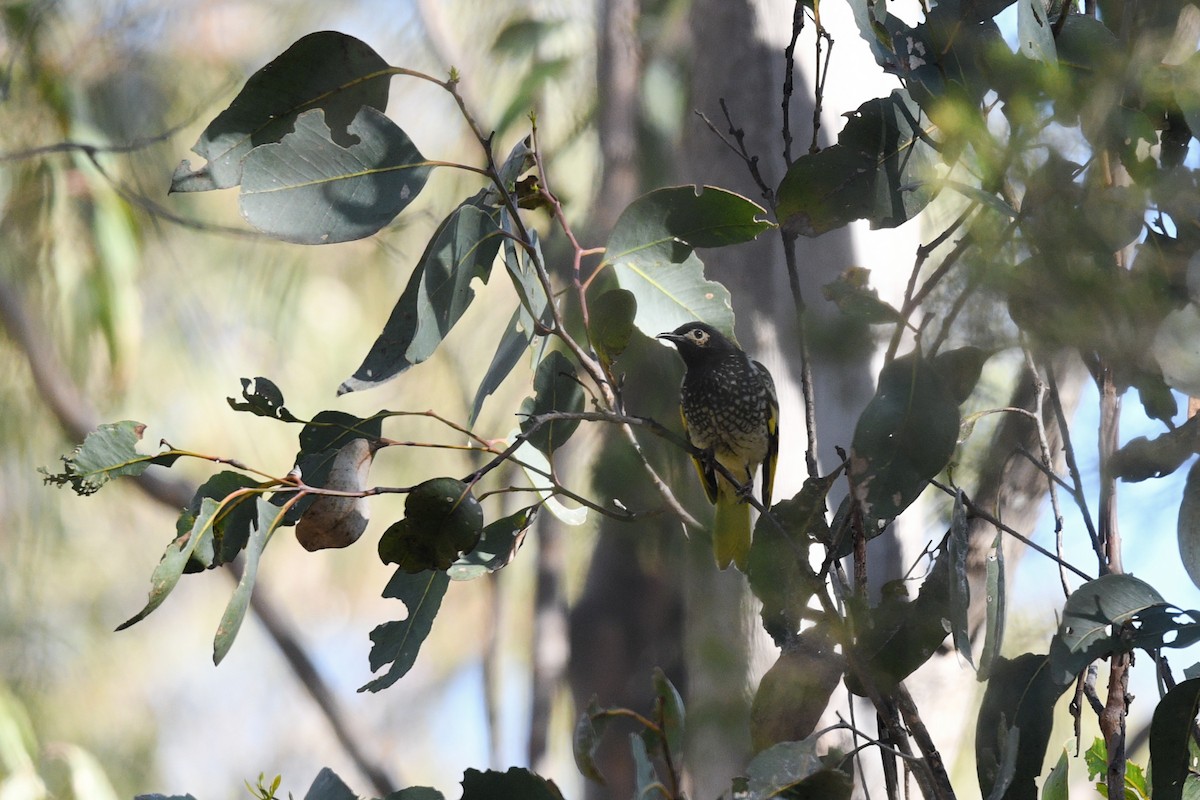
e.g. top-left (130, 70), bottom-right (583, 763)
top-left (689, 329), bottom-right (707, 343)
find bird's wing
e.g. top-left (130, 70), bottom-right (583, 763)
top-left (681, 407), bottom-right (719, 503)
top-left (754, 360), bottom-right (780, 509)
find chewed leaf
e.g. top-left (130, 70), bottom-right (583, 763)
top-left (362, 570), bottom-right (450, 692)
top-left (171, 31), bottom-right (391, 193)
top-left (41, 421), bottom-right (180, 496)
top-left (227, 377), bottom-right (298, 422)
top-left (240, 107), bottom-right (432, 244)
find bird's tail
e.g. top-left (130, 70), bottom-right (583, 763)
top-left (713, 486), bottom-right (752, 571)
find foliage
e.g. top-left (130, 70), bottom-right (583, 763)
top-left (34, 1), bottom-right (1200, 797)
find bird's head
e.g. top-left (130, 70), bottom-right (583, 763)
top-left (656, 322), bottom-right (737, 364)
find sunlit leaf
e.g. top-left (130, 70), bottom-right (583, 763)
top-left (508, 433), bottom-right (589, 526)
top-left (447, 507), bottom-right (533, 581)
top-left (469, 308), bottom-right (534, 426)
top-left (362, 570), bottom-right (450, 692)
top-left (1153, 303), bottom-right (1200, 397)
top-left (339, 198), bottom-right (504, 393)
top-left (604, 185), bottom-right (771, 338)
top-left (214, 498), bottom-right (285, 664)
top-left (949, 491), bottom-right (974, 667)
top-left (1048, 574), bottom-right (1166, 685)
top-left (1016, 0), bottom-right (1057, 63)
top-left (170, 31), bottom-right (391, 193)
top-left (1042, 749), bottom-right (1069, 800)
top-left (240, 107), bottom-right (432, 244)
top-left (295, 438), bottom-right (373, 552)
top-left (978, 529), bottom-right (1007, 682)
top-left (41, 421), bottom-right (180, 496)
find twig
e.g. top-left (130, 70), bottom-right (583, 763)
top-left (782, 1), bottom-right (805, 165)
top-left (1045, 362), bottom-right (1106, 574)
top-left (1022, 350), bottom-right (1072, 597)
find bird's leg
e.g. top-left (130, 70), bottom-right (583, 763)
top-left (732, 469), bottom-right (755, 503)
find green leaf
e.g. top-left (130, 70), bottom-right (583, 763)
top-left (932, 346), bottom-right (992, 405)
top-left (978, 529), bottom-right (1007, 682)
top-left (298, 410), bottom-right (386, 456)
top-left (630, 732), bottom-right (659, 797)
top-left (777, 90), bottom-right (936, 236)
top-left (339, 198), bottom-right (504, 394)
top-left (239, 107), bottom-right (432, 244)
top-left (821, 267), bottom-right (904, 325)
top-left (1042, 749), bottom-right (1069, 800)
top-left (1017, 0), bottom-right (1057, 64)
top-left (214, 498), bottom-right (284, 664)
top-left (1048, 574), bottom-right (1166, 686)
top-left (171, 31), bottom-right (391, 193)
top-left (227, 377), bottom-right (299, 421)
top-left (848, 352), bottom-right (960, 529)
top-left (845, 543), bottom-right (955, 695)
top-left (362, 570), bottom-right (450, 692)
top-left (183, 471), bottom-right (262, 569)
top-left (41, 420), bottom-right (180, 496)
top-left (748, 476), bottom-right (832, 646)
top-left (572, 697), bottom-right (610, 785)
top-left (975, 654), bottom-right (1069, 800)
top-left (1113, 416), bottom-right (1200, 482)
top-left (603, 185), bottom-right (771, 338)
top-left (652, 668), bottom-right (685, 759)
top-left (303, 768), bottom-right (357, 800)
top-left (1152, 680), bottom-right (1200, 800)
top-left (519, 351), bottom-right (585, 456)
top-left (1181, 460), bottom-right (1200, 592)
top-left (751, 626), bottom-right (844, 752)
top-left (508, 434), bottom-right (588, 526)
top-left (447, 507), bottom-right (533, 580)
top-left (744, 738), bottom-right (852, 800)
top-left (117, 497), bottom-right (222, 631)
top-left (295, 438), bottom-right (373, 552)
top-left (949, 491), bottom-right (974, 667)
top-left (459, 768), bottom-right (564, 800)
top-left (469, 308), bottom-right (534, 427)
top-left (1153, 304), bottom-right (1200, 397)
top-left (589, 289), bottom-right (638, 367)
top-left (378, 479), bottom-right (485, 573)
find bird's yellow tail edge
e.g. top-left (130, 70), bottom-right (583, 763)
top-left (713, 493), bottom-right (751, 571)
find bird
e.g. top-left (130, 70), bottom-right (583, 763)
top-left (657, 322), bottom-right (779, 571)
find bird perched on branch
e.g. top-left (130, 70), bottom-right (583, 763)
top-left (657, 322), bottom-right (779, 571)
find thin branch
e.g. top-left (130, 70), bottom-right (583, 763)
top-left (1022, 349), bottom-right (1072, 597)
top-left (1045, 362), bottom-right (1106, 573)
top-left (781, 1), bottom-right (805, 165)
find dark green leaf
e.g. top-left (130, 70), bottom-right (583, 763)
top-left (630, 732), bottom-right (659, 797)
top-left (378, 479), bottom-right (484, 573)
top-left (184, 471), bottom-right (261, 569)
top-left (298, 410), bottom-right (386, 456)
top-left (932, 346), bottom-right (992, 405)
top-left (1113, 416), bottom-right (1200, 482)
top-left (171, 31), bottom-right (391, 193)
top-left (751, 626), bottom-right (844, 752)
top-left (339, 198), bottom-right (504, 393)
top-left (978, 529), bottom-right (1007, 682)
top-left (469, 308), bottom-right (533, 427)
top-left (748, 476), bottom-right (832, 646)
top-left (1151, 678), bottom-right (1200, 800)
top-left (652, 668), bottom-right (685, 759)
top-left (777, 90), bottom-right (936, 236)
top-left (589, 289), bottom-right (637, 367)
top-left (362, 570), bottom-right (450, 692)
top-left (744, 738), bottom-right (852, 800)
top-left (604, 185), bottom-right (771, 338)
top-left (239, 107), bottom-right (432, 244)
top-left (821, 267), bottom-right (904, 325)
top-left (447, 507), bottom-right (533, 580)
top-left (849, 352), bottom-right (960, 529)
top-left (1048, 574), bottom-right (1166, 686)
top-left (117, 497), bottom-right (221, 631)
top-left (975, 654), bottom-right (1069, 800)
top-left (459, 768), bottom-right (565, 800)
top-left (304, 768), bottom-right (356, 800)
top-left (41, 421), bottom-right (180, 496)
top-left (949, 491), bottom-right (974, 667)
top-left (519, 351), bottom-right (585, 456)
top-left (1181, 458), bottom-right (1200, 593)
top-left (227, 377), bottom-right (299, 421)
top-left (213, 498), bottom-right (283, 664)
top-left (846, 543), bottom-right (955, 694)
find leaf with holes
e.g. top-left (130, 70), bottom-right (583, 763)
top-left (41, 421), bottom-right (181, 496)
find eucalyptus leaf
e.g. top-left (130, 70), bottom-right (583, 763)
top-left (519, 351), bottom-right (585, 456)
top-left (750, 626), bottom-right (844, 752)
top-left (362, 570), bottom-right (450, 692)
top-left (1181, 460), bottom-right (1200, 592)
top-left (171, 31), bottom-right (391, 193)
top-left (1151, 678), bottom-right (1200, 800)
top-left (227, 376), bottom-right (298, 422)
top-left (459, 768), bottom-right (565, 800)
top-left (339, 198), bottom-right (503, 394)
top-left (214, 498), bottom-right (284, 664)
top-left (949, 491), bottom-right (974, 667)
top-left (978, 529), bottom-right (1007, 682)
top-left (41, 421), bottom-right (181, 496)
top-left (240, 107), bottom-right (432, 244)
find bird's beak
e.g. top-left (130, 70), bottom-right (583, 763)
top-left (656, 332), bottom-right (681, 343)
